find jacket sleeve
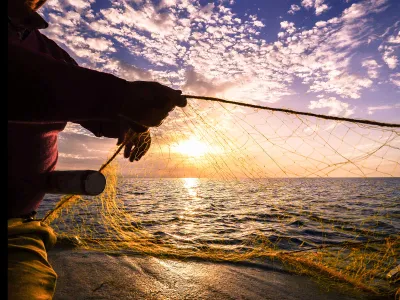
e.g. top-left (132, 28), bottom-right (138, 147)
top-left (8, 34), bottom-right (129, 124)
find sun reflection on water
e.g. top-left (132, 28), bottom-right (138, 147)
top-left (179, 178), bottom-right (200, 224)
top-left (182, 177), bottom-right (199, 198)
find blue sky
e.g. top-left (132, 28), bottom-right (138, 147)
top-left (41, 0), bottom-right (400, 120)
top-left (38, 0), bottom-right (400, 175)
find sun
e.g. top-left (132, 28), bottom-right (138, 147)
top-left (173, 137), bottom-right (209, 157)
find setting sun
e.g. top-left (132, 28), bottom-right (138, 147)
top-left (173, 138), bottom-right (209, 157)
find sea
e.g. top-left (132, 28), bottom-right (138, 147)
top-left (38, 177), bottom-right (400, 252)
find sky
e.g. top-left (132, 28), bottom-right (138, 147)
top-left (39, 0), bottom-right (400, 177)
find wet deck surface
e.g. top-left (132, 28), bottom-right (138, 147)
top-left (48, 249), bottom-right (379, 300)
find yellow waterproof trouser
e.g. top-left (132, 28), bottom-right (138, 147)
top-left (8, 219), bottom-right (57, 300)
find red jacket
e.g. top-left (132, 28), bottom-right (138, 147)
top-left (8, 12), bottom-right (127, 218)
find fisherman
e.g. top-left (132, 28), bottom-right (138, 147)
top-left (8, 0), bottom-right (187, 299)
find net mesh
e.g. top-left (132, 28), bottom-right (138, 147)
top-left (41, 98), bottom-right (400, 297)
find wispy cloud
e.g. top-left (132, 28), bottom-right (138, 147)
top-left (380, 29), bottom-right (400, 67)
top-left (380, 45), bottom-right (398, 69)
top-left (58, 153), bottom-right (98, 160)
top-left (389, 73), bottom-right (400, 87)
top-left (367, 103), bottom-right (400, 115)
top-left (309, 97), bottom-right (355, 117)
top-left (362, 59), bottom-right (381, 79)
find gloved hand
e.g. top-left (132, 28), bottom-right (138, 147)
top-left (119, 129), bottom-right (151, 162)
top-left (79, 81), bottom-right (186, 162)
top-left (120, 81), bottom-right (187, 127)
top-left (79, 118), bottom-right (151, 162)
top-left (117, 81), bottom-right (186, 161)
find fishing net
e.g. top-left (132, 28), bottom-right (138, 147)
top-left (40, 96), bottom-right (399, 297)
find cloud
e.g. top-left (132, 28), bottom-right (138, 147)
top-left (379, 45), bottom-right (398, 69)
top-left (309, 97), bottom-right (355, 117)
top-left (41, 0), bottom-right (395, 108)
top-left (181, 68), bottom-right (238, 97)
top-left (85, 37), bottom-right (115, 52)
top-left (389, 73), bottom-right (400, 87)
top-left (100, 4), bottom-right (177, 36)
top-left (58, 153), bottom-right (98, 160)
top-left (387, 31), bottom-right (400, 44)
top-left (253, 20), bottom-right (265, 28)
top-left (362, 59), bottom-right (380, 79)
top-left (301, 0), bottom-right (329, 15)
top-left (341, 0), bottom-right (388, 21)
top-left (376, 25), bottom-right (399, 70)
top-left (102, 59), bottom-right (154, 81)
top-left (66, 0), bottom-right (92, 10)
top-left (159, 0), bottom-right (178, 8)
top-left (307, 75), bottom-right (373, 99)
top-left (280, 21), bottom-right (295, 32)
top-left (288, 4), bottom-right (301, 15)
top-left (367, 103), bottom-right (400, 115)
top-left (62, 122), bottom-right (96, 137)
top-left (315, 21), bottom-right (327, 28)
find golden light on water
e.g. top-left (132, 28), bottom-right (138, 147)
top-left (179, 178), bottom-right (199, 222)
top-left (182, 177), bottom-right (199, 198)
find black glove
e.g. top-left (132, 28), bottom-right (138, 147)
top-left (119, 81), bottom-right (187, 127)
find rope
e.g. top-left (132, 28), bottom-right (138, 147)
top-left (183, 95), bottom-right (400, 128)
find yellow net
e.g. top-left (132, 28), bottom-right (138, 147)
top-left (40, 97), bottom-right (399, 297)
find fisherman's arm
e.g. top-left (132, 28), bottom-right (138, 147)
top-left (8, 41), bottom-right (186, 126)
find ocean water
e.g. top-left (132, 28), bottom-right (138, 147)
top-left (39, 177), bottom-right (399, 251)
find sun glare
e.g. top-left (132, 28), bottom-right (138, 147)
top-left (174, 138), bottom-right (209, 157)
